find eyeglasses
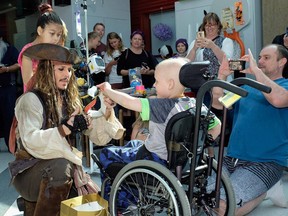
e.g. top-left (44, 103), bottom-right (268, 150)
top-left (205, 23), bottom-right (217, 28)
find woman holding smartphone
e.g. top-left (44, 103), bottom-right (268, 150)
top-left (104, 32), bottom-right (126, 89)
top-left (186, 12), bottom-right (234, 106)
top-left (187, 12), bottom-right (234, 78)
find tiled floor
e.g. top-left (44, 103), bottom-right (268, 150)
top-left (1, 138), bottom-right (288, 215)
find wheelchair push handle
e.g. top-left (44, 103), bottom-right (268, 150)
top-left (231, 77), bottom-right (272, 93)
top-left (189, 79), bottom-right (248, 203)
top-left (197, 79), bottom-right (248, 100)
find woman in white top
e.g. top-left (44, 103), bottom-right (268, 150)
top-left (187, 12), bottom-right (234, 78)
top-left (104, 32), bottom-right (126, 89)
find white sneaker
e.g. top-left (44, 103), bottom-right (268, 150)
top-left (265, 180), bottom-right (288, 208)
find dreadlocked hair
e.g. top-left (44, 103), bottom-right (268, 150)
top-left (34, 60), bottom-right (83, 128)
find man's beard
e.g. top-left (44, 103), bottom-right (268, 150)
top-left (0, 40), bottom-right (8, 64)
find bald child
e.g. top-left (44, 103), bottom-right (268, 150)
top-left (97, 58), bottom-right (221, 163)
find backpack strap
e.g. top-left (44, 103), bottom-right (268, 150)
top-left (125, 48), bottom-right (129, 60)
top-left (143, 49), bottom-right (149, 58)
top-left (125, 48), bottom-right (149, 60)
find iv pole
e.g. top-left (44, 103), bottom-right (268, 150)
top-left (80, 0), bottom-right (90, 86)
top-left (75, 0), bottom-right (97, 174)
top-left (75, 0), bottom-right (96, 86)
top-left (81, 0), bottom-right (89, 68)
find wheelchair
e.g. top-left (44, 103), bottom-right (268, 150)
top-left (92, 66), bottom-right (271, 215)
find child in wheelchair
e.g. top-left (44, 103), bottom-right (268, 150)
top-left (96, 57), bottom-right (221, 201)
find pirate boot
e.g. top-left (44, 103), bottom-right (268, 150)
top-left (33, 178), bottom-right (73, 216)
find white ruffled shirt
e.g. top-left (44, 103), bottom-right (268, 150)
top-left (15, 92), bottom-right (125, 166)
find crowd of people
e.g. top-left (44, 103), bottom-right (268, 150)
top-left (1, 2), bottom-right (288, 216)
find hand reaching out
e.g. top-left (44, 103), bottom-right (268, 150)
top-left (97, 82), bottom-right (112, 96)
top-left (218, 54), bottom-right (232, 78)
top-left (241, 48), bottom-right (259, 76)
top-left (96, 82), bottom-right (117, 119)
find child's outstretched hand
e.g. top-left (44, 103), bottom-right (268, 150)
top-left (97, 82), bottom-right (111, 96)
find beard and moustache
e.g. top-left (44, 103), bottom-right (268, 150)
top-left (0, 39), bottom-right (8, 64)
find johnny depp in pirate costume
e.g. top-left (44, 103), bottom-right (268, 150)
top-left (8, 43), bottom-right (124, 216)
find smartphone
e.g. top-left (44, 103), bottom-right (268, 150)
top-left (197, 31), bottom-right (205, 39)
top-left (229, 60), bottom-right (245, 71)
top-left (141, 62), bottom-right (148, 68)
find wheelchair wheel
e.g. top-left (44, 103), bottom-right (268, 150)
top-left (190, 156), bottom-right (236, 216)
top-left (109, 160), bottom-right (191, 216)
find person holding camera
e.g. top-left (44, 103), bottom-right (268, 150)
top-left (186, 12), bottom-right (234, 106)
top-left (9, 43), bottom-right (124, 216)
top-left (212, 44), bottom-right (288, 215)
top-left (272, 28), bottom-right (288, 50)
top-left (187, 12), bottom-right (234, 78)
top-left (103, 32), bottom-right (126, 89)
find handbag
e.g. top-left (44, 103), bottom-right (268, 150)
top-left (60, 193), bottom-right (109, 216)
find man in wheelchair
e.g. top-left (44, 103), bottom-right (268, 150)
top-left (97, 58), bottom-right (221, 201)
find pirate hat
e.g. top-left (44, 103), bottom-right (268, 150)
top-left (23, 43), bottom-right (80, 64)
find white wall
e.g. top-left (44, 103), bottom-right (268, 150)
top-left (150, 11), bottom-right (176, 55)
top-left (175, 0), bottom-right (213, 45)
top-left (175, 0), bottom-right (262, 57)
top-left (14, 0), bottom-right (131, 50)
top-left (54, 0), bottom-right (131, 48)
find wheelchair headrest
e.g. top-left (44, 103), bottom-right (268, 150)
top-left (179, 61), bottom-right (210, 91)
